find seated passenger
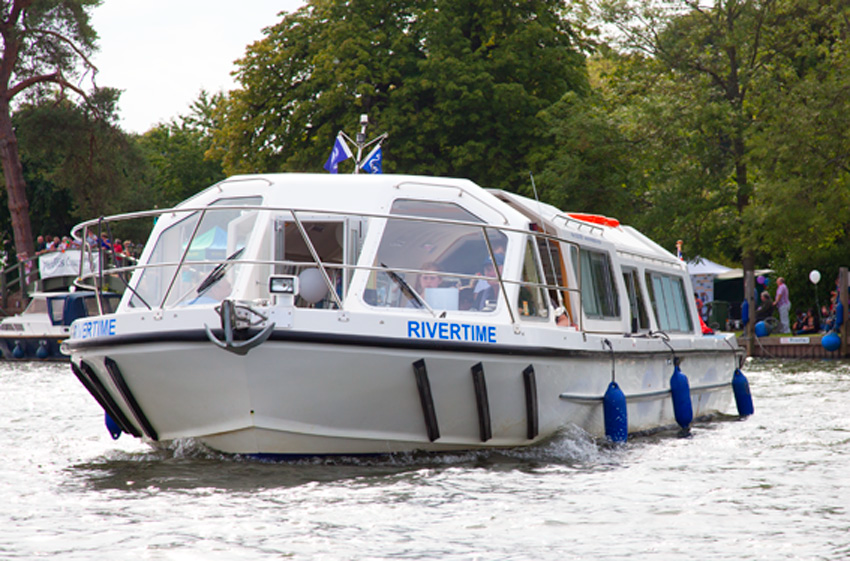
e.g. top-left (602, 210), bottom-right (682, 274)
top-left (414, 261), bottom-right (443, 295)
top-left (555, 306), bottom-right (573, 327)
top-left (755, 291), bottom-right (775, 321)
top-left (795, 307), bottom-right (819, 334)
top-left (472, 254), bottom-right (504, 311)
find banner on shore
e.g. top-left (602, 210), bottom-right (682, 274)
top-left (39, 251), bottom-right (100, 280)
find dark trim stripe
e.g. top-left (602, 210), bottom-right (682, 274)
top-left (412, 359), bottom-right (440, 442)
top-left (104, 357), bottom-right (159, 441)
top-left (65, 328), bottom-right (739, 361)
top-left (470, 362), bottom-right (492, 442)
top-left (523, 365), bottom-right (539, 440)
top-left (72, 361), bottom-right (142, 437)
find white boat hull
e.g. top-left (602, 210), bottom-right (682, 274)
top-left (71, 331), bottom-right (736, 456)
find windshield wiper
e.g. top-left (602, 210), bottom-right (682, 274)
top-left (379, 263), bottom-right (442, 317)
top-left (197, 247), bottom-right (245, 295)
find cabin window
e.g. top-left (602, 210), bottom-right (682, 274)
top-left (366, 199), bottom-right (508, 312)
top-left (48, 299), bottom-right (64, 325)
top-left (83, 295), bottom-right (120, 316)
top-left (622, 267), bottom-right (649, 332)
top-left (273, 219), bottom-right (347, 308)
top-left (129, 196), bottom-right (262, 308)
top-left (518, 237), bottom-right (549, 319)
top-left (571, 247), bottom-right (620, 319)
top-left (22, 298), bottom-right (48, 315)
top-left (645, 271), bottom-right (693, 332)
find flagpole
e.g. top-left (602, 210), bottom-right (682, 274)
top-left (354, 114), bottom-right (368, 174)
top-left (329, 114), bottom-right (387, 174)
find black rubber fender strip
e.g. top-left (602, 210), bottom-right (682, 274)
top-left (470, 362), bottom-right (492, 442)
top-left (104, 356), bottom-right (159, 441)
top-left (523, 365), bottom-right (539, 440)
top-left (73, 361), bottom-right (142, 438)
top-left (412, 359), bottom-right (440, 442)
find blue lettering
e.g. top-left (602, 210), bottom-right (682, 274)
top-left (426, 322), bottom-right (438, 338)
top-left (406, 320), bottom-right (496, 344)
top-left (109, 318), bottom-right (116, 335)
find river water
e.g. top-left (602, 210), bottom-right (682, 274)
top-left (0, 359), bottom-right (847, 560)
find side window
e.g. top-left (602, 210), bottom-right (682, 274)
top-left (645, 271), bottom-right (694, 332)
top-left (366, 199), bottom-right (508, 312)
top-left (518, 237), bottom-right (549, 319)
top-left (571, 246), bottom-right (620, 319)
top-left (622, 267), bottom-right (649, 332)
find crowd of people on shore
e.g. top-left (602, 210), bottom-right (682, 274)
top-left (754, 275), bottom-right (842, 335)
top-left (34, 234), bottom-right (140, 260)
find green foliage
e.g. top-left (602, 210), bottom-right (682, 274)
top-left (528, 89), bottom-right (645, 218)
top-left (210, 0), bottom-right (590, 192)
top-left (136, 91), bottom-right (226, 208)
top-left (5, 95), bottom-right (150, 237)
top-left (1, 0), bottom-right (102, 98)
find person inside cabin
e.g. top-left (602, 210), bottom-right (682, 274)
top-left (472, 253), bottom-right (504, 311)
top-left (473, 239), bottom-right (507, 301)
top-left (555, 306), bottom-right (573, 327)
top-left (755, 291), bottom-right (775, 321)
top-left (406, 262), bottom-right (443, 308)
top-left (414, 261), bottom-right (442, 295)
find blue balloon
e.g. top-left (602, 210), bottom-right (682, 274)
top-left (755, 321), bottom-right (768, 337)
top-left (822, 332), bottom-right (841, 352)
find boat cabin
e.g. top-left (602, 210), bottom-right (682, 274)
top-left (89, 174), bottom-right (697, 338)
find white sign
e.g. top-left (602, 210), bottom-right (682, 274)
top-left (780, 337), bottom-right (810, 345)
top-left (38, 251), bottom-right (100, 279)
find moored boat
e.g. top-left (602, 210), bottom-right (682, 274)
top-left (63, 173), bottom-right (750, 456)
top-left (0, 291), bottom-right (120, 360)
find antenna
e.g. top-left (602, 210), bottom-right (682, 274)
top-left (340, 114), bottom-right (388, 174)
top-left (529, 172), bottom-right (565, 310)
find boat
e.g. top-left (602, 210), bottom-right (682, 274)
top-left (62, 173), bottom-right (750, 457)
top-left (0, 290), bottom-right (120, 359)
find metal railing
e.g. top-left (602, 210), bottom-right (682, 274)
top-left (69, 203), bottom-right (587, 329)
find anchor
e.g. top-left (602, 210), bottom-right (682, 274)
top-left (204, 299), bottom-right (275, 355)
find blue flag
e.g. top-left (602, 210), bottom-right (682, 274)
top-left (324, 134), bottom-right (353, 174)
top-left (360, 144), bottom-right (383, 174)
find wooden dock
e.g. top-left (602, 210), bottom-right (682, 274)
top-left (739, 334), bottom-right (842, 359)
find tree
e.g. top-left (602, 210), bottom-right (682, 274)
top-left (210, 0), bottom-right (589, 192)
top-left (136, 90), bottom-right (226, 208)
top-left (744, 1), bottom-right (850, 269)
top-left (6, 91), bottom-right (151, 239)
top-left (596, 0), bottom-right (778, 266)
top-left (0, 0), bottom-right (100, 262)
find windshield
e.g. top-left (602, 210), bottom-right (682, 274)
top-left (128, 196), bottom-right (262, 308)
top-left (365, 199), bottom-right (508, 312)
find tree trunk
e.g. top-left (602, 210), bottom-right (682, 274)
top-left (0, 99), bottom-right (35, 261)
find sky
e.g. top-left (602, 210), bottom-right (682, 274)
top-left (90, 1), bottom-right (305, 134)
